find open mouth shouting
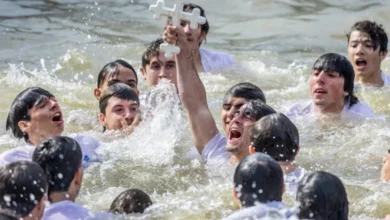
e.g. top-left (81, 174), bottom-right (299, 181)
top-left (313, 88), bottom-right (327, 98)
top-left (228, 127), bottom-right (242, 145)
top-left (52, 112), bottom-right (64, 126)
top-left (355, 58), bottom-right (367, 71)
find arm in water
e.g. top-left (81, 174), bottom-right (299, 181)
top-left (164, 25), bottom-right (218, 154)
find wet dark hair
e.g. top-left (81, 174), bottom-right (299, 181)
top-left (183, 3), bottom-right (209, 46)
top-left (141, 38), bottom-right (164, 68)
top-left (6, 87), bottom-right (54, 143)
top-left (312, 53), bottom-right (359, 108)
top-left (251, 113), bottom-right (299, 162)
top-left (110, 189), bottom-right (152, 214)
top-left (296, 171), bottom-right (349, 220)
top-left (223, 82), bottom-right (266, 105)
top-left (99, 83), bottom-right (140, 115)
top-left (234, 153), bottom-right (284, 208)
top-left (97, 59), bottom-right (138, 88)
top-left (0, 161), bottom-right (47, 218)
top-left (237, 99), bottom-right (276, 122)
top-left (347, 20), bottom-right (388, 53)
top-left (32, 136), bottom-right (82, 199)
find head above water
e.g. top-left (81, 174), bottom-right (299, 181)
top-left (347, 20), bottom-right (388, 53)
top-left (312, 53), bottom-right (359, 108)
top-left (99, 83), bottom-right (140, 131)
top-left (109, 189), bottom-right (153, 214)
top-left (296, 171), bottom-right (349, 220)
top-left (250, 113), bottom-right (299, 162)
top-left (0, 161), bottom-right (47, 219)
top-left (95, 59), bottom-right (138, 100)
top-left (32, 136), bottom-right (82, 201)
top-left (233, 153), bottom-right (284, 208)
top-left (183, 3), bottom-right (209, 46)
top-left (6, 87), bottom-right (63, 145)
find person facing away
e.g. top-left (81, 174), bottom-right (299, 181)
top-left (0, 161), bottom-right (47, 220)
top-left (283, 53), bottom-right (374, 118)
top-left (32, 136), bottom-right (110, 220)
top-left (347, 20), bottom-right (390, 88)
top-left (164, 21), bottom-right (271, 166)
top-left (1, 87), bottom-right (100, 168)
top-left (98, 83), bottom-right (141, 132)
top-left (94, 59), bottom-right (139, 100)
top-left (178, 3), bottom-right (236, 73)
top-left (109, 189), bottom-right (152, 214)
top-left (224, 153), bottom-right (297, 220)
top-left (248, 112), bottom-right (303, 193)
top-left (296, 171), bottom-right (349, 220)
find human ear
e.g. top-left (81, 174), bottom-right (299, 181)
top-left (93, 88), bottom-right (101, 100)
top-left (140, 67), bottom-right (147, 80)
top-left (380, 50), bottom-right (388, 61)
top-left (249, 145), bottom-right (256, 154)
top-left (17, 120), bottom-right (30, 133)
top-left (98, 113), bottom-right (106, 126)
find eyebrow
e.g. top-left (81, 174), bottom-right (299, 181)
top-left (108, 79), bottom-right (137, 85)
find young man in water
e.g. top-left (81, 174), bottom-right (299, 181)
top-left (94, 59), bottom-right (139, 100)
top-left (0, 161), bottom-right (47, 220)
top-left (164, 23), bottom-right (271, 165)
top-left (283, 53), bottom-right (374, 117)
top-left (347, 20), bottom-right (389, 87)
top-left (224, 153), bottom-right (296, 220)
top-left (140, 38), bottom-right (178, 88)
top-left (98, 83), bottom-right (141, 131)
top-left (33, 136), bottom-right (109, 220)
top-left (249, 112), bottom-right (303, 192)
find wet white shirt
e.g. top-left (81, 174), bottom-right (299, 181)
top-left (200, 48), bottom-right (236, 72)
top-left (382, 71), bottom-right (390, 86)
top-left (0, 134), bottom-right (100, 168)
top-left (223, 202), bottom-right (298, 220)
top-left (201, 132), bottom-right (230, 165)
top-left (284, 100), bottom-right (375, 118)
top-left (42, 200), bottom-right (110, 220)
top-left (284, 168), bottom-right (305, 195)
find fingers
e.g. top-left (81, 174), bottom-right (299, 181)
top-left (131, 112), bottom-right (142, 127)
top-left (119, 117), bottom-right (128, 129)
top-left (163, 26), bottom-right (178, 44)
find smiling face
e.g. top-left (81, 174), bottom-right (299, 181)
top-left (99, 96), bottom-right (140, 130)
top-left (141, 53), bottom-right (177, 88)
top-left (348, 31), bottom-right (387, 82)
top-left (310, 69), bottom-right (347, 112)
top-left (221, 97), bottom-right (248, 134)
top-left (19, 96), bottom-right (64, 146)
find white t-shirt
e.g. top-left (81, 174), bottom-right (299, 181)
top-left (200, 48), bottom-right (236, 72)
top-left (284, 168), bottom-right (305, 195)
top-left (223, 202), bottom-right (298, 220)
top-left (0, 134), bottom-right (100, 168)
top-left (201, 132), bottom-right (230, 165)
top-left (42, 200), bottom-right (110, 220)
top-left (382, 71), bottom-right (390, 86)
top-left (283, 100), bottom-right (375, 118)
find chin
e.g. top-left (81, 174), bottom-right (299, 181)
top-left (226, 144), bottom-right (239, 153)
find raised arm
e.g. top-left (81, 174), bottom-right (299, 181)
top-left (164, 25), bottom-right (218, 154)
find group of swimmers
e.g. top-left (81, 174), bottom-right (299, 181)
top-left (0, 2), bottom-right (389, 220)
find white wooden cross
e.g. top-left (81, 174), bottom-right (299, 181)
top-left (149, 0), bottom-right (207, 58)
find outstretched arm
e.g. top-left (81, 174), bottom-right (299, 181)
top-left (164, 25), bottom-right (218, 154)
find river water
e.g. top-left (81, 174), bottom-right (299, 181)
top-left (1, 0), bottom-right (390, 219)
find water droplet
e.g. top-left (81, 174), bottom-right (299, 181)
top-left (57, 173), bottom-right (63, 179)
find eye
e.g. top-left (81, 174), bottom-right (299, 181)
top-left (151, 64), bottom-right (161, 70)
top-left (128, 83), bottom-right (136, 88)
top-left (115, 108), bottom-right (123, 113)
top-left (223, 105), bottom-right (231, 111)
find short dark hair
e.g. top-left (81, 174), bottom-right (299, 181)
top-left (0, 161), bottom-right (47, 218)
top-left (234, 153), bottom-right (284, 207)
top-left (32, 136), bottom-right (82, 199)
top-left (141, 38), bottom-right (164, 68)
top-left (6, 87), bottom-right (54, 142)
top-left (237, 99), bottom-right (276, 122)
top-left (312, 53), bottom-right (359, 108)
top-left (183, 3), bottom-right (209, 45)
top-left (297, 171), bottom-right (349, 220)
top-left (110, 189), bottom-right (152, 214)
top-left (97, 59), bottom-right (138, 88)
top-left (251, 113), bottom-right (299, 162)
top-left (347, 20), bottom-right (388, 53)
top-left (99, 83), bottom-right (140, 115)
top-left (223, 82), bottom-right (266, 105)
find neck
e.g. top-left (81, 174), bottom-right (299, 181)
top-left (313, 101), bottom-right (345, 115)
top-left (49, 191), bottom-right (76, 204)
top-left (278, 161), bottom-right (296, 174)
top-left (355, 69), bottom-right (384, 87)
top-left (193, 48), bottom-right (204, 72)
top-left (229, 151), bottom-right (249, 165)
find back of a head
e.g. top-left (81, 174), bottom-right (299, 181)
top-left (0, 161), bottom-right (47, 218)
top-left (97, 59), bottom-right (138, 88)
top-left (99, 83), bottom-right (140, 114)
top-left (250, 113), bottom-right (299, 162)
top-left (223, 82), bottom-right (266, 104)
top-left (240, 99), bottom-right (276, 121)
top-left (109, 189), bottom-right (152, 214)
top-left (141, 38), bottom-right (164, 68)
top-left (32, 136), bottom-right (82, 197)
top-left (347, 20), bottom-right (388, 53)
top-left (296, 171), bottom-right (349, 220)
top-left (6, 87), bottom-right (53, 142)
top-left (312, 53), bottom-right (358, 108)
top-left (234, 153), bottom-right (284, 208)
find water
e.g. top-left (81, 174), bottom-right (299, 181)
top-left (1, 0), bottom-right (390, 219)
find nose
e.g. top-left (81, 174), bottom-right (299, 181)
top-left (158, 67), bottom-right (169, 78)
top-left (355, 44), bottom-right (364, 55)
top-left (316, 71), bottom-right (326, 84)
top-left (183, 23), bottom-right (191, 35)
top-left (123, 109), bottom-right (134, 120)
top-left (50, 99), bottom-right (59, 110)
